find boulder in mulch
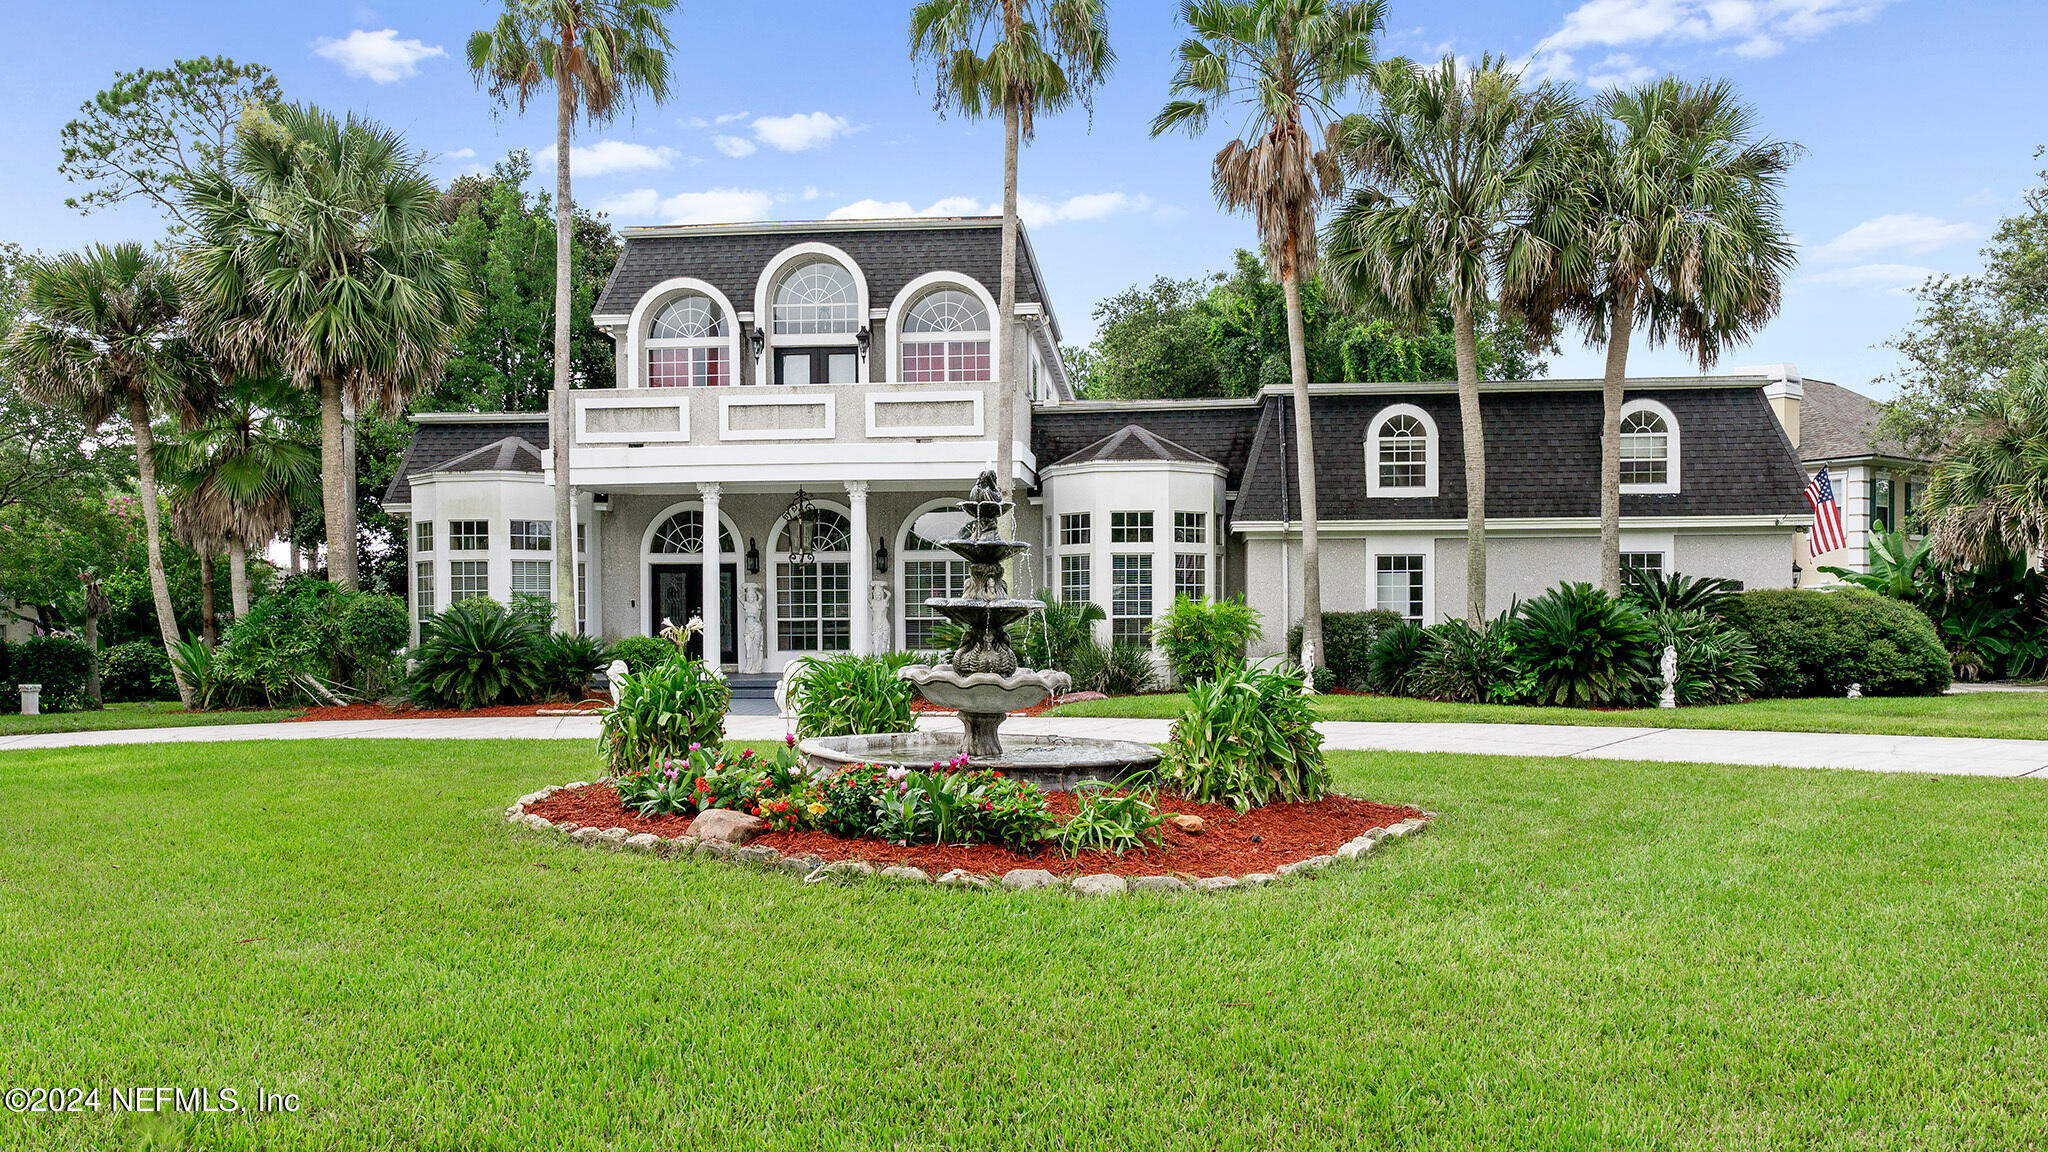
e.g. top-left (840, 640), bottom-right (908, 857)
top-left (687, 809), bottom-right (766, 844)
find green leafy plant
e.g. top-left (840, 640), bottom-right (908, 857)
top-left (1621, 570), bottom-right (1745, 617)
top-left (1646, 609), bottom-right (1761, 705)
top-left (201, 579), bottom-right (409, 706)
top-left (610, 635), bottom-right (676, 675)
top-left (818, 759), bottom-right (1053, 850)
top-left (167, 637), bottom-right (223, 711)
top-left (1413, 613), bottom-right (1519, 703)
top-left (12, 635), bottom-right (96, 712)
top-left (407, 598), bottom-right (545, 710)
top-left (1288, 609), bottom-right (1408, 690)
top-left (1366, 622), bottom-right (1435, 696)
top-left (597, 656), bottom-right (730, 776)
top-left (1049, 784), bottom-right (1168, 856)
top-left (1723, 588), bottom-right (1950, 697)
top-left (1508, 583), bottom-right (1654, 708)
top-left (1820, 529), bottom-right (1937, 604)
top-left (1152, 595), bottom-right (1262, 686)
top-left (535, 632), bottom-right (611, 701)
top-left (788, 651), bottom-right (918, 739)
top-left (1014, 592), bottom-right (1107, 674)
top-left (96, 639), bottom-right (177, 703)
top-left (1160, 661), bottom-right (1328, 812)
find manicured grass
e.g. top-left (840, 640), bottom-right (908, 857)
top-left (0, 701), bottom-right (299, 738)
top-left (4, 739), bottom-right (2046, 1149)
top-left (1054, 688), bottom-right (2048, 740)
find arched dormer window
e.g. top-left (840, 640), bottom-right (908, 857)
top-left (1619, 399), bottom-right (1681, 494)
top-left (769, 258), bottom-right (860, 384)
top-left (901, 288), bottom-right (992, 383)
top-left (1366, 403), bottom-right (1439, 498)
top-left (645, 292), bottom-right (730, 387)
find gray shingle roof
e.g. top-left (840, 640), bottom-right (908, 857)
top-left (1799, 378), bottom-right (1920, 463)
top-left (594, 221), bottom-right (1043, 320)
top-left (1030, 403), bottom-right (1263, 490)
top-left (1049, 424), bottom-right (1217, 468)
top-left (383, 418), bottom-right (549, 505)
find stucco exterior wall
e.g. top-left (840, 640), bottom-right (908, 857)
top-left (1676, 532), bottom-right (1800, 591)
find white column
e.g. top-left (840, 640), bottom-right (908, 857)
top-left (699, 483), bottom-right (723, 668)
top-left (846, 480), bottom-right (871, 655)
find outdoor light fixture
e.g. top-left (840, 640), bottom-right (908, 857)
top-left (745, 538), bottom-right (761, 576)
top-left (855, 325), bottom-right (871, 356)
top-left (748, 327), bottom-right (766, 357)
top-left (783, 489), bottom-right (818, 566)
top-left (874, 537), bottom-right (890, 576)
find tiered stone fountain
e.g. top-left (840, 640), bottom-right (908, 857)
top-left (799, 471), bottom-right (1160, 790)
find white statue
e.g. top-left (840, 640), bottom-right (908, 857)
top-left (1847, 682), bottom-right (1863, 699)
top-left (1658, 643), bottom-right (1679, 709)
top-left (740, 582), bottom-right (766, 673)
top-left (868, 580), bottom-right (892, 653)
top-left (604, 659), bottom-right (630, 700)
top-left (1299, 638), bottom-right (1318, 695)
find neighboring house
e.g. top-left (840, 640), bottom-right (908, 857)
top-left (1763, 367), bottom-right (1931, 581)
top-left (388, 216), bottom-right (1815, 665)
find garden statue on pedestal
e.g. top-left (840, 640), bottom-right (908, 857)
top-left (1659, 644), bottom-right (1679, 709)
top-left (868, 580), bottom-right (892, 654)
top-left (740, 583), bottom-right (765, 673)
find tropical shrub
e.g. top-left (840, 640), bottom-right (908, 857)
top-left (598, 655), bottom-right (730, 775)
top-left (611, 635), bottom-right (676, 675)
top-left (1507, 583), bottom-right (1654, 708)
top-left (1366, 622), bottom-right (1434, 696)
top-left (98, 639), bottom-right (177, 703)
top-left (1062, 639), bottom-right (1161, 696)
top-left (1288, 608), bottom-right (1407, 690)
top-left (13, 636), bottom-right (95, 712)
top-left (1621, 570), bottom-right (1744, 617)
top-left (1724, 588), bottom-right (1950, 697)
top-left (788, 651), bottom-right (918, 739)
top-left (1050, 784), bottom-right (1168, 856)
top-left (407, 598), bottom-right (546, 709)
top-left (1011, 592), bottom-right (1104, 674)
top-left (0, 638), bottom-right (11, 688)
top-left (1152, 595), bottom-right (1262, 685)
top-left (1820, 529), bottom-right (1937, 605)
top-left (1646, 609), bottom-right (1761, 706)
top-left (1160, 662), bottom-right (1328, 811)
top-left (1927, 560), bottom-right (2048, 680)
top-left (536, 632), bottom-right (611, 701)
top-left (203, 579), bottom-right (409, 706)
top-left (1412, 614), bottom-right (1519, 703)
top-left (168, 638), bottom-right (224, 711)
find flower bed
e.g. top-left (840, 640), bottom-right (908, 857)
top-left (517, 778), bottom-right (1427, 883)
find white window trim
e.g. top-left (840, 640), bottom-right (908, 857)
top-left (1369, 546), bottom-right (1434, 625)
top-left (895, 497), bottom-right (974, 651)
top-left (768, 500), bottom-right (855, 666)
top-left (1619, 397), bottom-right (1681, 495)
top-left (1365, 403), bottom-right (1440, 498)
top-left (625, 277), bottom-right (742, 390)
top-left (753, 242), bottom-right (871, 383)
top-left (882, 270), bottom-right (1000, 384)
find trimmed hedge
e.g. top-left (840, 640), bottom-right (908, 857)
top-left (14, 636), bottom-right (96, 712)
top-left (1724, 588), bottom-right (1950, 698)
top-left (99, 640), bottom-right (178, 703)
top-left (1287, 609), bottom-right (1407, 690)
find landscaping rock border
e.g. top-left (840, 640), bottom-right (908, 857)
top-left (504, 783), bottom-right (1433, 894)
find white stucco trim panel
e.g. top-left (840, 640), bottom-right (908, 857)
top-left (865, 390), bottom-right (985, 438)
top-left (718, 393), bottom-right (837, 441)
top-left (574, 390), bottom-right (692, 445)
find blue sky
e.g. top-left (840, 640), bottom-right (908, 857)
top-left (1, 0), bottom-right (2039, 391)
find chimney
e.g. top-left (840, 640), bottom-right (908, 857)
top-left (1736, 363), bottom-right (1803, 448)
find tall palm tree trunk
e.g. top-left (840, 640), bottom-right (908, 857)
top-left (318, 376), bottom-right (356, 589)
top-left (341, 394), bottom-right (359, 588)
top-left (550, 40), bottom-right (578, 632)
top-left (995, 93), bottom-right (1021, 500)
top-left (1452, 299), bottom-right (1487, 623)
top-left (1597, 283), bottom-right (1637, 596)
top-left (128, 394), bottom-right (192, 706)
top-left (198, 552), bottom-right (218, 647)
top-left (1281, 229), bottom-right (1324, 669)
top-left (228, 545), bottom-right (251, 618)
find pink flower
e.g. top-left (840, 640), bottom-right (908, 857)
top-left (688, 742), bottom-right (701, 753)
top-left (886, 766), bottom-right (909, 783)
top-left (785, 733), bottom-right (797, 748)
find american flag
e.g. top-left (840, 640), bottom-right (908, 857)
top-left (1806, 466), bottom-right (1846, 555)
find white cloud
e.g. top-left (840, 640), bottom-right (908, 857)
top-left (826, 191), bottom-right (1158, 226)
top-left (714, 111), bottom-right (751, 125)
top-left (311, 29), bottom-right (445, 83)
top-left (1584, 53), bottom-right (1655, 88)
top-left (800, 186), bottom-right (824, 201)
top-left (1801, 263), bottom-right (1937, 292)
top-left (443, 147), bottom-right (477, 160)
top-left (534, 140), bottom-right (679, 177)
top-left (827, 198), bottom-right (921, 220)
top-left (659, 188), bottom-right (775, 225)
top-left (595, 189), bottom-right (661, 219)
top-left (1529, 0), bottom-right (1893, 80)
top-left (751, 112), bottom-right (859, 152)
top-left (1811, 214), bottom-right (1981, 262)
top-left (712, 135), bottom-right (757, 158)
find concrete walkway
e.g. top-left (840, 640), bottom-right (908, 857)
top-left (5, 712), bottom-right (2048, 779)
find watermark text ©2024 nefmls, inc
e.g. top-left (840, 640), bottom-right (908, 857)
top-left (6, 1085), bottom-right (300, 1115)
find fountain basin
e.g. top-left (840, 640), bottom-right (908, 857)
top-left (898, 664), bottom-right (1070, 714)
top-left (799, 729), bottom-right (1161, 792)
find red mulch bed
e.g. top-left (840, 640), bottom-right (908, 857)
top-left (289, 698), bottom-right (607, 722)
top-left (525, 782), bottom-right (1424, 879)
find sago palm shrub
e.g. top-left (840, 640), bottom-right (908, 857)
top-left (1507, 583), bottom-right (1654, 707)
top-left (408, 598), bottom-right (545, 709)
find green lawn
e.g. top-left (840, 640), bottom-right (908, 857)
top-left (4, 739), bottom-right (2045, 1149)
top-left (0, 700), bottom-right (298, 738)
top-left (1054, 688), bottom-right (2048, 740)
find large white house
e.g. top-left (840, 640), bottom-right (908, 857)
top-left (386, 216), bottom-right (1817, 668)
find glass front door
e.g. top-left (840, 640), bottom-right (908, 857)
top-left (774, 347), bottom-right (857, 385)
top-left (649, 563), bottom-right (739, 664)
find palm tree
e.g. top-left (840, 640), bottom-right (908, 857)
top-left (1922, 360), bottom-right (2048, 568)
top-left (1538, 78), bottom-right (1796, 594)
top-left (1152, 0), bottom-right (1383, 668)
top-left (157, 372), bottom-right (319, 627)
top-left (470, 0), bottom-right (676, 632)
top-left (182, 103), bottom-right (475, 591)
top-left (912, 0), bottom-right (1114, 502)
top-left (3, 244), bottom-right (198, 702)
top-left (1325, 54), bottom-right (1580, 623)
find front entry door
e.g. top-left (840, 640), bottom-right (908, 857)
top-left (649, 563), bottom-right (739, 665)
top-left (774, 347), bottom-right (857, 385)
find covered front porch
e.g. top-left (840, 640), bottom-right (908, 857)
top-left (574, 478), bottom-right (1024, 672)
